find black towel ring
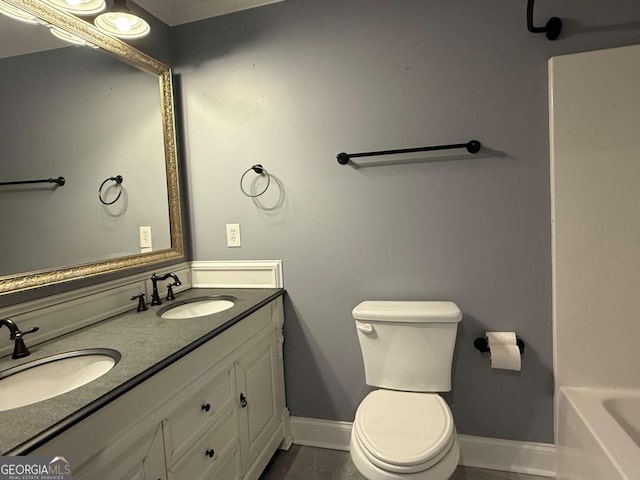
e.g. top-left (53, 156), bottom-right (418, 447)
top-left (240, 164), bottom-right (270, 198)
top-left (98, 175), bottom-right (124, 205)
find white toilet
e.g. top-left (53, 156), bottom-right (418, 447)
top-left (350, 301), bottom-right (462, 480)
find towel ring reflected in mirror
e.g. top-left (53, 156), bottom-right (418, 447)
top-left (98, 175), bottom-right (124, 205)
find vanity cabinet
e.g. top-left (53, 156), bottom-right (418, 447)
top-left (33, 297), bottom-right (289, 480)
top-left (74, 423), bottom-right (167, 480)
top-left (235, 329), bottom-right (282, 474)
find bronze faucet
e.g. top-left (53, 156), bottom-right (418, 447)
top-left (150, 272), bottom-right (182, 305)
top-left (0, 318), bottom-right (39, 359)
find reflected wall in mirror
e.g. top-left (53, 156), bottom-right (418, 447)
top-left (0, 0), bottom-right (183, 295)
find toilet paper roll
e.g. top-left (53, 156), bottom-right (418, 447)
top-left (489, 344), bottom-right (522, 371)
top-left (486, 331), bottom-right (516, 345)
top-left (485, 331), bottom-right (521, 371)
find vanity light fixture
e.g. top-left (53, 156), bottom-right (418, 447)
top-left (49, 25), bottom-right (99, 48)
top-left (43, 0), bottom-right (106, 16)
top-left (0, 0), bottom-right (41, 24)
top-left (94, 0), bottom-right (150, 39)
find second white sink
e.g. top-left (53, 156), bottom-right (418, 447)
top-left (0, 348), bottom-right (120, 412)
top-left (159, 296), bottom-right (237, 319)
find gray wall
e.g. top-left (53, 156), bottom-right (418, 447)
top-left (176, 1), bottom-right (640, 443)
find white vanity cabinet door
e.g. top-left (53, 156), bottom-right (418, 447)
top-left (235, 329), bottom-right (280, 474)
top-left (74, 423), bottom-right (166, 480)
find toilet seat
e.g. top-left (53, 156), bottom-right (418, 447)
top-left (353, 390), bottom-right (455, 474)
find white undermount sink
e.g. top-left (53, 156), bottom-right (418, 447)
top-left (158, 296), bottom-right (237, 319)
top-left (0, 348), bottom-right (120, 412)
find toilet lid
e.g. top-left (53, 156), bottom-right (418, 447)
top-left (354, 390), bottom-right (454, 469)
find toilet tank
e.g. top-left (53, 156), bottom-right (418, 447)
top-left (353, 301), bottom-right (462, 392)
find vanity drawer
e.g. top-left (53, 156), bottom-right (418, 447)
top-left (167, 405), bottom-right (239, 480)
top-left (163, 363), bottom-right (235, 466)
top-left (205, 444), bottom-right (241, 480)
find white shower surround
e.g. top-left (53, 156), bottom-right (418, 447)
top-left (550, 44), bottom-right (640, 479)
top-left (557, 388), bottom-right (640, 479)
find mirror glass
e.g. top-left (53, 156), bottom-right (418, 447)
top-left (0, 1), bottom-right (183, 294)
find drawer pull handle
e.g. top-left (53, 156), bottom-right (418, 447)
top-left (240, 393), bottom-right (247, 408)
top-left (201, 403), bottom-right (211, 412)
top-left (206, 449), bottom-right (215, 458)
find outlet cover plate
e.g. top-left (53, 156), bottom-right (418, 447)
top-left (139, 226), bottom-right (152, 249)
top-left (226, 223), bottom-right (241, 247)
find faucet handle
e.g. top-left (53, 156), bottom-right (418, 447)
top-left (12, 326), bottom-right (39, 359)
top-left (22, 327), bottom-right (39, 336)
top-left (130, 293), bottom-right (148, 312)
top-left (1, 319), bottom-right (39, 359)
top-left (166, 284), bottom-right (176, 301)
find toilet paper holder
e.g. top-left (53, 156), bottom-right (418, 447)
top-left (473, 337), bottom-right (525, 355)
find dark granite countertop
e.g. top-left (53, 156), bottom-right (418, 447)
top-left (0, 287), bottom-right (284, 455)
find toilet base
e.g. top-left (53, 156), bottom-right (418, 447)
top-left (349, 429), bottom-right (460, 480)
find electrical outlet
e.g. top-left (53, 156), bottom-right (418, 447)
top-left (139, 226), bottom-right (152, 249)
top-left (226, 223), bottom-right (241, 247)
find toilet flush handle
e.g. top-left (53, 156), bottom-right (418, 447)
top-left (356, 323), bottom-right (374, 334)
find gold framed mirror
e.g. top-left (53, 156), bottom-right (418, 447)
top-left (0, 0), bottom-right (183, 295)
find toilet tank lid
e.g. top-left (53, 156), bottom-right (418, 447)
top-left (352, 301), bottom-right (462, 323)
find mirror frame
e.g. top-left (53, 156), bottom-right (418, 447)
top-left (0, 0), bottom-right (184, 294)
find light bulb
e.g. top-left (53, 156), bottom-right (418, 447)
top-left (114, 15), bottom-right (131, 32)
top-left (94, 6), bottom-right (150, 39)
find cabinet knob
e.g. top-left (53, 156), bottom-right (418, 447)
top-left (240, 393), bottom-right (247, 408)
top-left (201, 403), bottom-right (211, 412)
top-left (206, 449), bottom-right (215, 458)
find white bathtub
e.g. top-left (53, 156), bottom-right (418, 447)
top-left (557, 387), bottom-right (640, 480)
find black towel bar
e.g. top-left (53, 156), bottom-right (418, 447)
top-left (0, 177), bottom-right (65, 187)
top-left (337, 140), bottom-right (481, 165)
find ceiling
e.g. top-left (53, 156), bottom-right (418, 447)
top-left (134, 0), bottom-right (284, 26)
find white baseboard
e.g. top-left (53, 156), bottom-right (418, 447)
top-left (290, 416), bottom-right (556, 478)
top-left (457, 434), bottom-right (556, 477)
top-left (290, 416), bottom-right (352, 452)
top-left (190, 261), bottom-right (283, 288)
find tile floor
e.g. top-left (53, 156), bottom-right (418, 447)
top-left (260, 445), bottom-right (552, 480)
